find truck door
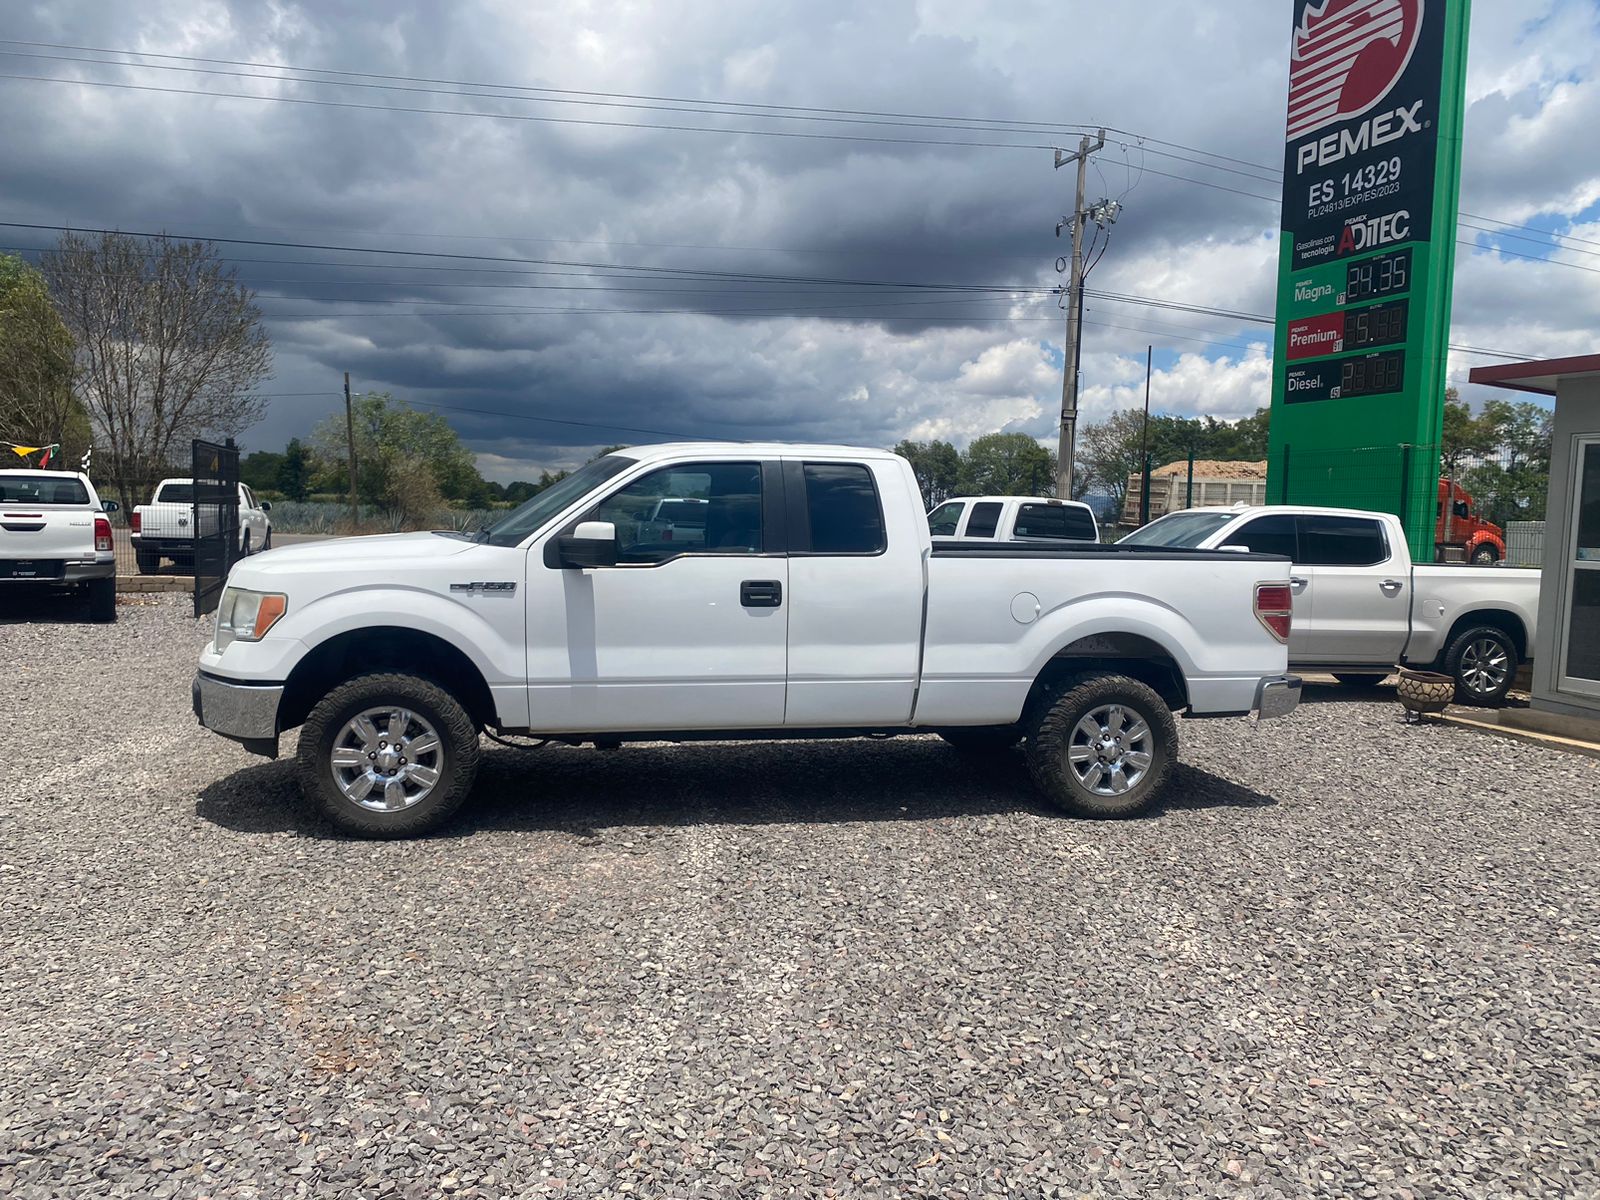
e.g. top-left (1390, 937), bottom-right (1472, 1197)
top-left (523, 459), bottom-right (789, 732)
top-left (782, 459), bottom-right (925, 726)
top-left (1294, 514), bottom-right (1409, 664)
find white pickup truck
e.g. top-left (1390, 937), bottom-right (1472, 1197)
top-left (0, 469), bottom-right (118, 621)
top-left (132, 478), bottom-right (273, 573)
top-left (1119, 505), bottom-right (1541, 704)
top-left (193, 443), bottom-right (1300, 836)
top-left (928, 495), bottom-right (1100, 543)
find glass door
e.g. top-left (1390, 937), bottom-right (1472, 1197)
top-left (1558, 437), bottom-right (1600, 698)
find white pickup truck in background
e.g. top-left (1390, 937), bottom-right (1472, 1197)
top-left (132, 478), bottom-right (273, 573)
top-left (928, 495), bottom-right (1101, 543)
top-left (1119, 504), bottom-right (1541, 704)
top-left (0, 469), bottom-right (118, 621)
top-left (193, 443), bottom-right (1300, 837)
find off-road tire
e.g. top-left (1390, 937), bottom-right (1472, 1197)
top-left (1333, 672), bottom-right (1390, 687)
top-left (939, 726), bottom-right (1022, 754)
top-left (240, 531), bottom-right (252, 557)
top-left (297, 672), bottom-right (480, 838)
top-left (1443, 625), bottom-right (1517, 706)
top-left (1024, 672), bottom-right (1176, 818)
top-left (86, 577), bottom-right (117, 624)
top-left (135, 551), bottom-right (159, 575)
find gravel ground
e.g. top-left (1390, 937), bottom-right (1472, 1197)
top-left (2, 594), bottom-right (1598, 1199)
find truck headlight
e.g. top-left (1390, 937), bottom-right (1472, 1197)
top-left (215, 588), bottom-right (288, 650)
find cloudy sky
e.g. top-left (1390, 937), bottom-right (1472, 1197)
top-left (3, 0), bottom-right (1598, 480)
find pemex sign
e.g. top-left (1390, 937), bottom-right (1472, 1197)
top-left (1266, 0), bottom-right (1471, 560)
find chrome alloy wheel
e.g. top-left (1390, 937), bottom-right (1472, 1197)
top-left (1066, 704), bottom-right (1153, 796)
top-left (1459, 636), bottom-right (1511, 696)
top-left (330, 707), bottom-right (444, 812)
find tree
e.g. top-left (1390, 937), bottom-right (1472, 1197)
top-left (894, 438), bottom-right (962, 507)
top-left (240, 450), bottom-right (285, 494)
top-left (0, 254), bottom-right (92, 467)
top-left (1077, 410), bottom-right (1149, 510)
top-left (278, 437), bottom-right (311, 501)
top-left (43, 232), bottom-right (271, 510)
top-left (312, 391), bottom-right (488, 520)
top-left (959, 433), bottom-right (1056, 496)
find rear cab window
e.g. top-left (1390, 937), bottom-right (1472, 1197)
top-left (800, 463), bottom-right (886, 554)
top-left (1014, 502), bottom-right (1097, 541)
top-left (1298, 515), bottom-right (1389, 566)
top-left (156, 482), bottom-right (195, 504)
top-left (0, 474), bottom-right (90, 506)
top-left (963, 501), bottom-right (1003, 538)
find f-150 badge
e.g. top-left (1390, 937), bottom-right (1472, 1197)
top-left (449, 581), bottom-right (516, 594)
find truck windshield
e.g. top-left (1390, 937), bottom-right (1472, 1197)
top-left (478, 455), bottom-right (636, 547)
top-left (1118, 511), bottom-right (1237, 548)
top-left (0, 474), bottom-right (90, 505)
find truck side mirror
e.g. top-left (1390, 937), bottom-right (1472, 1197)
top-left (261, 500), bottom-right (272, 512)
top-left (102, 500), bottom-right (120, 513)
top-left (558, 520), bottom-right (619, 568)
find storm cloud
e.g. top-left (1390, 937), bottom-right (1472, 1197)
top-left (2, 0), bottom-right (1596, 478)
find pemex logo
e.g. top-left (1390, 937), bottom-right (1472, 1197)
top-left (1287, 0), bottom-right (1423, 142)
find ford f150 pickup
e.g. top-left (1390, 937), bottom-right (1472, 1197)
top-left (193, 443), bottom-right (1301, 836)
top-left (0, 469), bottom-right (118, 621)
top-left (1119, 504), bottom-right (1540, 704)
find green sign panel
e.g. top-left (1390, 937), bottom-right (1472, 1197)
top-left (1266, 0), bottom-right (1472, 561)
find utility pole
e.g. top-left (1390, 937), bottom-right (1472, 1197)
top-left (1054, 128), bottom-right (1107, 500)
top-left (1138, 345), bottom-right (1153, 526)
top-left (343, 371), bottom-right (358, 522)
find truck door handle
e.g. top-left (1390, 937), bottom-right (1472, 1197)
top-left (1289, 576), bottom-right (1308, 591)
top-left (1380, 578), bottom-right (1404, 593)
top-left (740, 579), bottom-right (782, 608)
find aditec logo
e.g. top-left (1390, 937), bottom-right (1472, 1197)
top-left (1286, 0), bottom-right (1423, 142)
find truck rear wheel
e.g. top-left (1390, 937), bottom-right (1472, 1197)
top-left (1024, 673), bottom-right (1175, 818)
top-left (135, 551), bottom-right (159, 574)
top-left (1444, 625), bottom-right (1517, 706)
top-left (297, 672), bottom-right (480, 838)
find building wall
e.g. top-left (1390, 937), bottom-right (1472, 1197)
top-left (1532, 376), bottom-right (1600, 717)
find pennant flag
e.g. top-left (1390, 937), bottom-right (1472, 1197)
top-left (81, 446), bottom-right (93, 472)
top-left (38, 444), bottom-right (57, 468)
top-left (10, 445), bottom-right (43, 459)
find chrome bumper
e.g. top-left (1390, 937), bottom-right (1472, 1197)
top-left (1254, 674), bottom-right (1303, 720)
top-left (193, 671), bottom-right (282, 756)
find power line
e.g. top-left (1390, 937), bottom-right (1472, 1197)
top-left (0, 71), bottom-right (1066, 152)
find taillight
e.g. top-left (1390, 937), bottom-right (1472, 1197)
top-left (94, 516), bottom-right (113, 553)
top-left (1255, 583), bottom-right (1292, 643)
top-left (130, 511), bottom-right (141, 534)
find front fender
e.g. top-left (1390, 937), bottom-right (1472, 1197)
top-left (200, 583), bottom-right (522, 689)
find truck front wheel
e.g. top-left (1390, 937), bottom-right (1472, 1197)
top-left (1470, 544), bottom-right (1498, 565)
top-left (297, 673), bottom-right (481, 837)
top-left (1025, 673), bottom-right (1176, 818)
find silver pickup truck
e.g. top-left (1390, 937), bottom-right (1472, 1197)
top-left (1120, 504), bottom-right (1541, 704)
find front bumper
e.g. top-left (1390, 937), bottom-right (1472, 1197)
top-left (193, 671), bottom-right (283, 758)
top-left (1254, 674), bottom-right (1303, 720)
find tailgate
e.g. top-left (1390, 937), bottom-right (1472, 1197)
top-left (138, 503), bottom-right (194, 539)
top-left (0, 507), bottom-right (95, 562)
